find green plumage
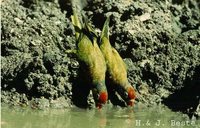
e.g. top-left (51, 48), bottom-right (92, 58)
top-left (71, 9), bottom-right (107, 107)
top-left (77, 33), bottom-right (106, 85)
top-left (100, 17), bottom-right (128, 87)
top-left (99, 17), bottom-right (136, 106)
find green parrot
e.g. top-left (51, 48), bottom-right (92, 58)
top-left (99, 17), bottom-right (136, 106)
top-left (71, 10), bottom-right (108, 108)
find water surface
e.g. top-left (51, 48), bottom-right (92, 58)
top-left (1, 104), bottom-right (199, 128)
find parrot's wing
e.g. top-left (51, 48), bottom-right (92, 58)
top-left (112, 48), bottom-right (128, 70)
top-left (77, 35), bottom-right (94, 63)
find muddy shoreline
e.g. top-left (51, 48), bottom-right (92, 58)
top-left (1, 0), bottom-right (200, 118)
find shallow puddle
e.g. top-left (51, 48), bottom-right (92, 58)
top-left (1, 104), bottom-right (200, 128)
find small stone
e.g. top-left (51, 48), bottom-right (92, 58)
top-left (55, 20), bottom-right (61, 25)
top-left (14, 17), bottom-right (23, 24)
top-left (139, 13), bottom-right (151, 22)
top-left (147, 47), bottom-right (152, 53)
top-left (140, 59), bottom-right (151, 68)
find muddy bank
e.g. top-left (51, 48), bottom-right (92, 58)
top-left (1, 0), bottom-right (200, 118)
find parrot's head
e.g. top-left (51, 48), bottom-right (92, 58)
top-left (97, 91), bottom-right (108, 108)
top-left (92, 82), bottom-right (108, 109)
top-left (126, 86), bottom-right (136, 106)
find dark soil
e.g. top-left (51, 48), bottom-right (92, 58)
top-left (1, 0), bottom-right (200, 118)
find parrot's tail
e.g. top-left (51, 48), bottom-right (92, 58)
top-left (71, 8), bottom-right (82, 40)
top-left (100, 17), bottom-right (110, 43)
top-left (83, 19), bottom-right (98, 44)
